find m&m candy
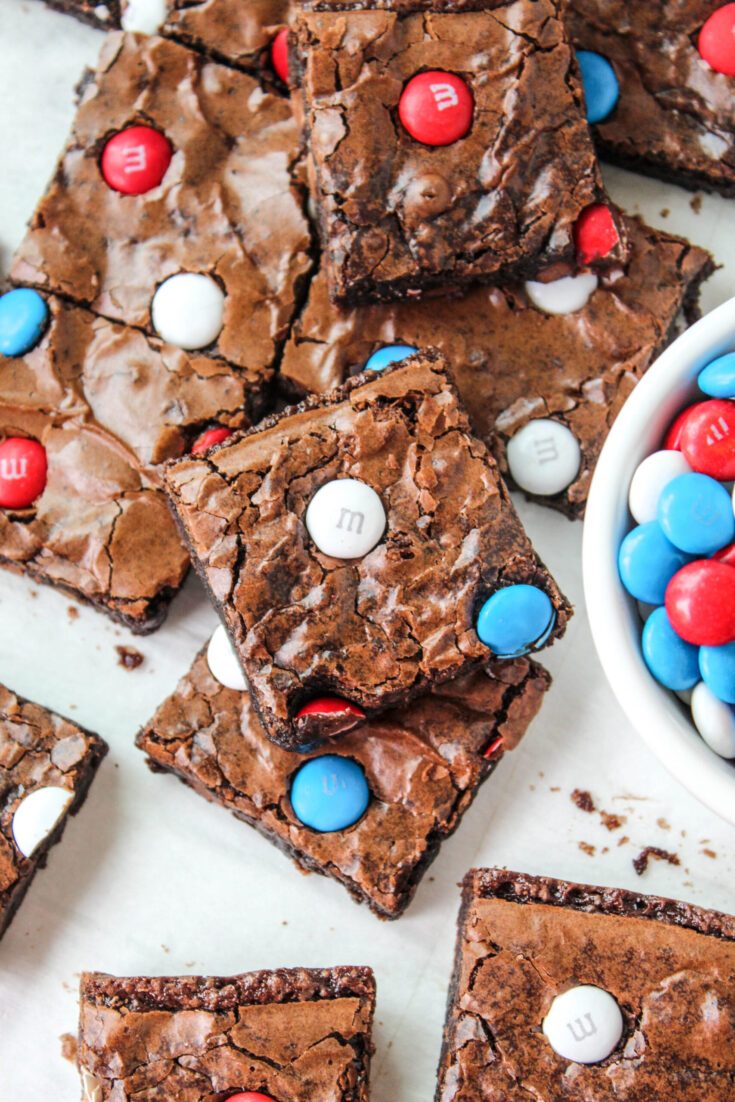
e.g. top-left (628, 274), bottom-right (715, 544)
top-left (576, 51), bottom-right (619, 124)
top-left (271, 29), bottom-right (290, 83)
top-left (151, 273), bottom-right (225, 350)
top-left (290, 755), bottom-right (370, 831)
top-left (618, 522), bottom-right (691, 605)
top-left (698, 3), bottom-right (735, 76)
top-left (191, 426), bottom-right (233, 454)
top-left (364, 344), bottom-right (417, 372)
top-left (573, 205), bottom-right (619, 265)
top-left (641, 607), bottom-right (700, 691)
top-left (657, 472), bottom-right (734, 555)
top-left (0, 288), bottom-right (48, 356)
top-left (678, 399), bottom-right (735, 480)
top-left (0, 437), bottom-right (47, 509)
top-left (665, 559), bottom-right (735, 646)
top-left (101, 126), bottom-right (172, 195)
top-left (398, 72), bottom-right (473, 146)
top-left (476, 585), bottom-right (555, 657)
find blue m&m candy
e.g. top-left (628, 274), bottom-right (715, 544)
top-left (618, 522), bottom-right (692, 604)
top-left (657, 472), bottom-right (735, 555)
top-left (697, 351), bottom-right (735, 398)
top-left (0, 288), bottom-right (48, 357)
top-left (642, 607), bottom-right (700, 691)
top-left (476, 584), bottom-right (555, 657)
top-left (699, 641), bottom-right (735, 704)
top-left (577, 51), bottom-right (619, 124)
top-left (364, 344), bottom-right (418, 372)
top-left (290, 755), bottom-right (369, 832)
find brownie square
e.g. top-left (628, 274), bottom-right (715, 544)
top-left (77, 965), bottom-right (375, 1101)
top-left (291, 0), bottom-right (611, 304)
top-left (280, 216), bottom-right (714, 518)
top-left (0, 684), bottom-right (106, 942)
top-left (138, 647), bottom-right (549, 919)
top-left (11, 33), bottom-right (313, 371)
top-left (567, 0), bottom-right (735, 197)
top-left (436, 867), bottom-right (735, 1102)
top-left (0, 295), bottom-right (192, 631)
top-left (163, 351), bottom-right (570, 749)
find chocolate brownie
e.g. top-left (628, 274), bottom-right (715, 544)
top-left (77, 965), bottom-right (375, 1101)
top-left (0, 683), bottom-right (106, 941)
top-left (163, 352), bottom-right (570, 750)
top-left (39, 0), bottom-right (120, 27)
top-left (121, 0), bottom-right (289, 74)
top-left (566, 0), bottom-right (735, 197)
top-left (11, 33), bottom-right (313, 371)
top-left (138, 646), bottom-right (549, 919)
top-left (290, 0), bottom-right (615, 304)
top-left (280, 216), bottom-right (714, 518)
top-left (436, 867), bottom-right (735, 1102)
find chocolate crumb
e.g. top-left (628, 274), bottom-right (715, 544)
top-left (633, 846), bottom-right (680, 876)
top-left (690, 194), bottom-right (703, 213)
top-left (116, 645), bottom-right (144, 669)
top-left (660, 207), bottom-right (670, 218)
top-left (657, 817), bottom-right (671, 830)
top-left (618, 835), bottom-right (630, 846)
top-left (702, 848), bottom-right (717, 859)
top-left (571, 789), bottom-right (595, 813)
top-left (600, 810), bottom-right (625, 831)
top-left (67, 606), bottom-right (79, 620)
top-left (60, 1033), bottom-right (77, 1063)
top-left (550, 786), bottom-right (560, 792)
top-left (579, 841), bottom-right (596, 856)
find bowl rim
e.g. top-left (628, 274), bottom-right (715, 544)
top-left (583, 295), bottom-right (735, 825)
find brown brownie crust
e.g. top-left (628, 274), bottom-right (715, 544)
top-left (78, 966), bottom-right (375, 1101)
top-left (0, 684), bottom-right (107, 941)
top-left (436, 867), bottom-right (735, 1102)
top-left (163, 351), bottom-right (570, 749)
top-left (280, 216), bottom-right (713, 517)
top-left (137, 649), bottom-right (550, 918)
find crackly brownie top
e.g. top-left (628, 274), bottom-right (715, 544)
top-left (439, 867), bottom-right (735, 1101)
top-left (292, 0), bottom-right (603, 300)
top-left (78, 966), bottom-right (375, 1101)
top-left (11, 33), bottom-right (312, 369)
top-left (2, 295), bottom-right (269, 468)
top-left (567, 0), bottom-right (735, 190)
top-left (0, 684), bottom-right (106, 912)
top-left (280, 216), bottom-right (713, 516)
top-left (138, 650), bottom-right (550, 917)
top-left (164, 352), bottom-right (569, 745)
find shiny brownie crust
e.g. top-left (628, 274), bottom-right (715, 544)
top-left (137, 649), bottom-right (550, 919)
top-left (163, 351), bottom-right (570, 749)
top-left (78, 966), bottom-right (375, 1101)
top-left (0, 683), bottom-right (107, 941)
top-left (436, 867), bottom-right (735, 1102)
top-left (291, 0), bottom-right (607, 303)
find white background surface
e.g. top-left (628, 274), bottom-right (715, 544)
top-left (1, 1), bottom-right (735, 1097)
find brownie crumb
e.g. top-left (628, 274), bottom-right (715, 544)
top-left (618, 835), bottom-right (630, 846)
top-left (116, 646), bottom-right (144, 669)
top-left (690, 194), bottom-right (703, 213)
top-left (60, 1033), bottom-right (77, 1063)
top-left (657, 817), bottom-right (671, 830)
top-left (579, 841), bottom-right (596, 856)
top-left (660, 207), bottom-right (670, 218)
top-left (633, 846), bottom-right (681, 876)
top-left (67, 606), bottom-right (79, 620)
top-left (702, 848), bottom-right (717, 859)
top-left (550, 786), bottom-right (560, 792)
top-left (600, 810), bottom-right (625, 831)
top-left (571, 789), bottom-right (595, 813)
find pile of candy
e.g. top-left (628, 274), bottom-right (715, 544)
top-left (619, 349), bottom-right (735, 760)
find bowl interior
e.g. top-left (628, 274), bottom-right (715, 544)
top-left (583, 297), bottom-right (735, 825)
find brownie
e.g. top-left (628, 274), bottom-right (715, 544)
top-left (280, 216), bottom-right (714, 518)
top-left (163, 351), bottom-right (570, 750)
top-left (77, 965), bottom-right (375, 1101)
top-left (138, 647), bottom-right (549, 919)
top-left (567, 0), bottom-right (735, 197)
top-left (436, 867), bottom-right (735, 1102)
top-left (11, 33), bottom-right (313, 372)
top-left (39, 0), bottom-right (121, 27)
top-left (290, 0), bottom-right (614, 304)
top-left (0, 683), bottom-right (107, 941)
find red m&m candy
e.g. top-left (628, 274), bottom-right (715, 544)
top-left (679, 398), bottom-right (735, 480)
top-left (101, 126), bottom-right (173, 196)
top-left (398, 72), bottom-right (473, 146)
top-left (191, 426), bottom-right (233, 454)
top-left (573, 204), bottom-right (619, 265)
top-left (0, 437), bottom-right (47, 509)
top-left (664, 402), bottom-right (711, 450)
top-left (226, 1094), bottom-right (278, 1102)
top-left (665, 559), bottom-right (735, 646)
top-left (296, 698), bottom-right (365, 720)
top-left (699, 3), bottom-right (735, 76)
top-left (271, 28), bottom-right (289, 84)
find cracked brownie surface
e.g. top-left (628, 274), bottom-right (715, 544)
top-left (291, 0), bottom-right (607, 303)
top-left (0, 683), bottom-right (106, 941)
top-left (138, 648), bottom-right (550, 919)
top-left (436, 867), bottom-right (735, 1102)
top-left (77, 965), bottom-right (375, 1101)
top-left (566, 0), bottom-right (735, 196)
top-left (163, 352), bottom-right (570, 749)
top-left (280, 216), bottom-right (714, 517)
top-left (11, 33), bottom-right (313, 371)
top-left (39, 0), bottom-right (120, 27)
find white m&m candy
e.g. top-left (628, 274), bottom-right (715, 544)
top-left (525, 272), bottom-right (598, 315)
top-left (542, 985), bottom-right (623, 1064)
top-left (506, 419), bottom-right (581, 496)
top-left (151, 273), bottom-right (225, 350)
top-left (628, 449), bottom-right (693, 524)
top-left (306, 479), bottom-right (386, 559)
top-left (207, 625), bottom-right (248, 692)
top-left (121, 0), bottom-right (167, 34)
top-left (12, 785), bottom-right (73, 858)
top-left (691, 680), bottom-right (735, 758)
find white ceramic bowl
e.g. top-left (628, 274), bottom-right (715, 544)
top-left (583, 296), bottom-right (735, 825)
